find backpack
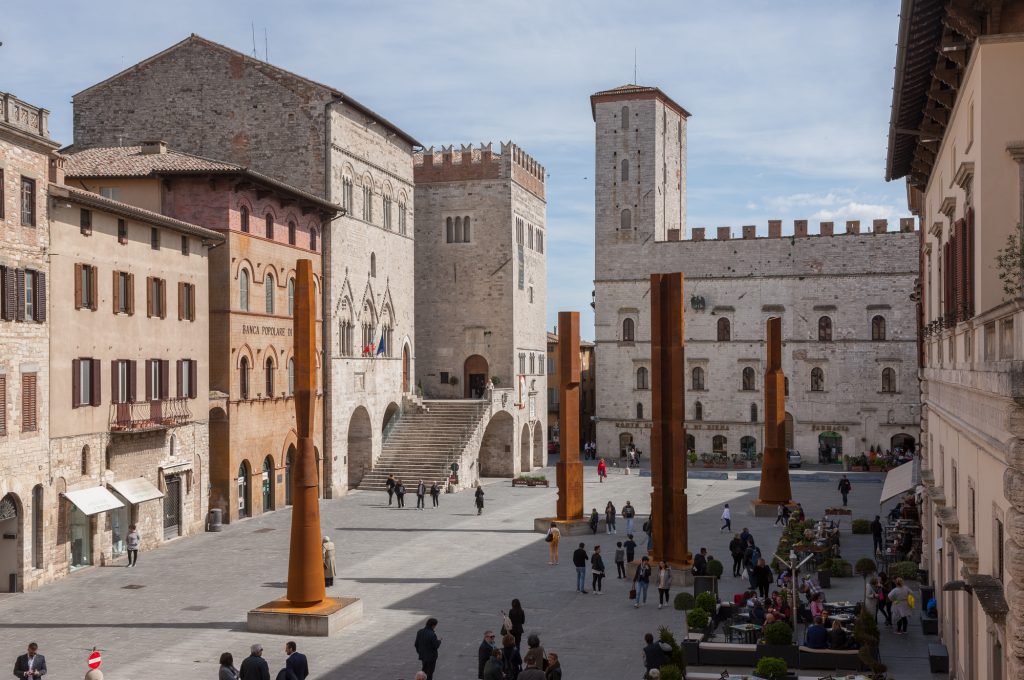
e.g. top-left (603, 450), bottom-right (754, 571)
top-left (750, 546), bottom-right (762, 564)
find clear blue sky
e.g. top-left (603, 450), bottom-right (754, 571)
top-left (2, 1), bottom-right (907, 340)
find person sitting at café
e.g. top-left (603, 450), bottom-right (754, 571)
top-left (809, 592), bottom-right (828, 621)
top-left (828, 620), bottom-right (848, 650)
top-left (804, 616), bottom-right (829, 649)
top-left (768, 592), bottom-right (791, 621)
top-left (750, 598), bottom-right (766, 625)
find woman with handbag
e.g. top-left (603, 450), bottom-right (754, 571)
top-left (656, 560), bottom-right (673, 609)
top-left (508, 599), bottom-right (526, 649)
top-left (545, 523), bottom-right (561, 565)
top-left (591, 545), bottom-right (606, 594)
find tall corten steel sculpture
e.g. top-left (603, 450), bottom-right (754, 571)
top-left (556, 311), bottom-right (584, 521)
top-left (757, 316), bottom-right (793, 507)
top-left (649, 273), bottom-right (691, 567)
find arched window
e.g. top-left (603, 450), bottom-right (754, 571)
top-left (872, 315), bottom-right (886, 341)
top-left (620, 208), bottom-right (632, 230)
top-left (717, 317), bottom-right (731, 341)
top-left (265, 214), bottom-right (274, 239)
top-left (446, 217), bottom-right (454, 243)
top-left (529, 354), bottom-right (535, 374)
top-left (463, 216), bottom-right (471, 242)
top-left (370, 253), bottom-right (377, 278)
top-left (288, 221), bottom-right (296, 246)
top-left (454, 217), bottom-right (463, 243)
top-left (621, 159), bottom-right (629, 182)
top-left (309, 228), bottom-right (318, 252)
top-left (694, 401), bottom-right (703, 421)
top-left (818, 316), bottom-right (833, 341)
top-left (750, 403), bottom-right (758, 422)
top-left (287, 278), bottom-right (295, 316)
top-left (81, 445), bottom-right (89, 475)
top-left (621, 105), bottom-right (629, 130)
top-left (784, 376), bottom-right (790, 396)
top-left (240, 205), bottom-right (250, 233)
top-left (810, 367), bottom-right (824, 392)
top-left (32, 484), bottom-right (43, 568)
top-left (881, 367), bottom-right (896, 393)
top-left (287, 358), bottom-right (295, 396)
top-left (240, 356), bottom-right (250, 400)
top-left (622, 318), bottom-right (635, 341)
top-left (636, 367), bottom-right (649, 390)
top-left (692, 366), bottom-right (705, 391)
top-left (636, 402), bottom-right (644, 420)
top-left (264, 273), bottom-right (274, 314)
top-left (265, 357), bottom-right (274, 396)
top-left (239, 269), bottom-right (250, 311)
top-left (713, 435), bottom-right (727, 453)
top-left (742, 366), bottom-right (755, 391)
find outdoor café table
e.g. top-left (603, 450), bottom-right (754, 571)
top-left (728, 623), bottom-right (762, 644)
top-left (832, 613), bottom-right (855, 625)
top-left (830, 601), bottom-right (856, 612)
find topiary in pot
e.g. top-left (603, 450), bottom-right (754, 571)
top-left (755, 656), bottom-right (788, 680)
top-left (658, 625), bottom-right (686, 670)
top-left (686, 607), bottom-right (709, 633)
top-left (658, 665), bottom-right (684, 680)
top-left (854, 608), bottom-right (888, 677)
top-left (890, 560), bottom-right (920, 580)
top-left (706, 558), bottom-right (724, 578)
top-left (673, 591), bottom-right (695, 612)
top-left (851, 518), bottom-right (872, 534)
top-left (761, 620), bottom-right (794, 645)
top-left (695, 591), bottom-right (717, 613)
top-left (855, 557), bottom-right (877, 582)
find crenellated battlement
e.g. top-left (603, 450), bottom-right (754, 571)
top-left (414, 141), bottom-right (546, 199)
top-left (668, 217), bottom-right (917, 242)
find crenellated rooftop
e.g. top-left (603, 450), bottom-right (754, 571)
top-left (670, 218), bottom-right (917, 242)
top-left (414, 142), bottom-right (546, 199)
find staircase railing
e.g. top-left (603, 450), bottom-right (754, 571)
top-left (442, 401), bottom-right (491, 482)
top-left (381, 403), bottom-right (405, 445)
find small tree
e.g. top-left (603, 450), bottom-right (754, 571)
top-left (673, 592), bottom-right (695, 613)
top-left (855, 557), bottom-right (878, 603)
top-left (854, 608), bottom-right (888, 679)
top-left (706, 558), bottom-right (725, 578)
top-left (762, 620), bottom-right (794, 645)
top-left (695, 591), bottom-right (717, 613)
top-left (755, 656), bottom-right (787, 680)
top-left (686, 608), bottom-right (709, 634)
top-left (997, 222), bottom-right (1024, 298)
top-left (657, 625), bottom-right (686, 671)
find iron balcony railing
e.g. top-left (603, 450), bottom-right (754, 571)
top-left (109, 398), bottom-right (192, 432)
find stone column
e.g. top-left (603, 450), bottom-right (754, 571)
top-left (556, 311), bottom-right (583, 521)
top-left (757, 316), bottom-right (793, 508)
top-left (650, 273), bottom-right (691, 566)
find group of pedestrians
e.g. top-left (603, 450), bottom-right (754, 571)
top-left (218, 642), bottom-right (308, 680)
top-left (385, 474), bottom-right (442, 509)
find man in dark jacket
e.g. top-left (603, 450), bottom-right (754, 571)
top-left (239, 644), bottom-right (270, 680)
top-left (414, 618), bottom-right (442, 680)
top-left (870, 515), bottom-right (884, 555)
top-left (416, 480), bottom-right (426, 510)
top-left (838, 475), bottom-right (852, 506)
top-left (572, 543), bottom-right (589, 593)
top-left (804, 616), bottom-right (829, 649)
top-left (729, 533), bottom-right (745, 577)
top-left (13, 643), bottom-right (46, 678)
top-left (386, 474), bottom-right (396, 505)
top-left (692, 547), bottom-right (708, 576)
top-left (284, 641), bottom-right (308, 680)
top-left (477, 630), bottom-right (496, 679)
top-left (642, 632), bottom-right (667, 673)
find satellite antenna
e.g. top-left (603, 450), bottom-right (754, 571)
top-left (251, 23), bottom-right (257, 58)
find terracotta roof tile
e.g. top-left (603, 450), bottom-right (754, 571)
top-left (65, 145), bottom-right (239, 177)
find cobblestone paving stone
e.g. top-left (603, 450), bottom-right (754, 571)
top-left (0, 461), bottom-right (937, 679)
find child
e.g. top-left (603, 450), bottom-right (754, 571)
top-left (615, 541), bottom-right (626, 578)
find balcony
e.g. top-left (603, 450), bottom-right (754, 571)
top-left (109, 398), bottom-right (192, 433)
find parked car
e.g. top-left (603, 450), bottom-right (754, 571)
top-left (787, 449), bottom-right (802, 468)
top-left (548, 441), bottom-right (560, 455)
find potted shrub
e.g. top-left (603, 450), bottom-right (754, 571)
top-left (851, 518), bottom-right (871, 534)
top-left (754, 656), bottom-right (791, 680)
top-left (490, 376), bottom-right (501, 386)
top-left (448, 376), bottom-right (459, 386)
top-left (891, 560), bottom-right (920, 582)
top-left (706, 557), bottom-right (725, 593)
top-left (853, 608), bottom-right (887, 677)
top-left (673, 592), bottom-right (695, 613)
top-left (657, 626), bottom-right (686, 677)
top-left (685, 608), bottom-right (709, 637)
top-left (756, 621), bottom-right (798, 667)
top-left (687, 450), bottom-right (698, 466)
top-left (695, 591), bottom-right (717, 613)
top-left (830, 558), bottom-right (853, 578)
top-left (658, 665), bottom-right (684, 680)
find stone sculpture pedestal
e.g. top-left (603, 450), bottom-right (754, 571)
top-left (247, 597), bottom-right (363, 636)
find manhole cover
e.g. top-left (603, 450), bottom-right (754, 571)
top-left (182, 605), bottom-right (208, 611)
top-left (253, 528), bottom-right (275, 533)
top-left (122, 584), bottom-right (145, 590)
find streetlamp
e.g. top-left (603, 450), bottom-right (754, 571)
top-left (773, 549), bottom-right (815, 631)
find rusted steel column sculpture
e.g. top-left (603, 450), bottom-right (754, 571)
top-left (757, 316), bottom-right (793, 506)
top-left (286, 259), bottom-right (326, 607)
top-left (556, 311), bottom-right (584, 521)
top-left (650, 273), bottom-right (691, 567)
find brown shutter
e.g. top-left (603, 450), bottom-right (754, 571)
top-left (74, 263), bottom-right (83, 310)
top-left (145, 359), bottom-right (152, 401)
top-left (33, 271), bottom-right (45, 322)
top-left (1, 267), bottom-right (11, 320)
top-left (113, 271), bottom-right (120, 314)
top-left (966, 208), bottom-right (975, 317)
top-left (146, 277), bottom-right (153, 317)
top-left (189, 359), bottom-right (197, 399)
top-left (89, 266), bottom-right (98, 311)
top-left (160, 279), bottom-right (167, 319)
top-left (178, 282), bottom-right (184, 320)
top-left (176, 359), bottom-right (183, 398)
top-left (127, 274), bottom-right (135, 315)
top-left (15, 269), bottom-right (25, 321)
top-left (72, 358), bottom-right (81, 408)
top-left (0, 375), bottom-right (7, 436)
top-left (90, 358), bottom-right (101, 406)
top-left (111, 360), bottom-right (119, 404)
top-left (189, 284), bottom-right (196, 322)
top-left (160, 360), bottom-right (169, 399)
top-left (128, 360), bottom-right (137, 403)
top-left (22, 374), bottom-right (36, 432)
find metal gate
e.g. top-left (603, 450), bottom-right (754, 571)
top-left (163, 476), bottom-right (181, 539)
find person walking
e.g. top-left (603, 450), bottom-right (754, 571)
top-left (888, 577), bottom-right (914, 635)
top-left (500, 633), bottom-right (522, 679)
top-left (478, 630), bottom-right (497, 679)
top-left (774, 504), bottom-right (786, 526)
top-left (656, 560), bottom-right (673, 609)
top-left (605, 501), bottom-right (617, 534)
top-left (285, 641), bottom-right (309, 680)
top-left (591, 545), bottom-right (606, 594)
top-left (622, 501), bottom-right (636, 535)
top-left (572, 542), bottom-right (589, 593)
top-left (13, 643), bottom-right (46, 679)
top-left (545, 522), bottom-right (561, 565)
top-left (430, 481), bottom-right (441, 508)
top-left (728, 533), bottom-right (744, 577)
top-left (753, 558), bottom-right (773, 599)
top-left (692, 547), bottom-right (708, 576)
top-left (544, 652), bottom-right (562, 680)
top-left (239, 644), bottom-right (270, 680)
top-left (414, 618), bottom-right (442, 680)
top-left (395, 479), bottom-right (406, 508)
top-left (126, 524), bottom-right (140, 567)
top-left (416, 480), bottom-right (426, 510)
top-left (522, 634), bottom-right (546, 674)
top-left (878, 572), bottom-right (893, 626)
top-left (642, 632), bottom-right (667, 675)
top-left (615, 541), bottom-right (627, 579)
top-left (870, 515), bottom-right (884, 555)
top-left (597, 458), bottom-right (607, 483)
top-left (633, 556), bottom-right (652, 607)
top-left (624, 534), bottom-right (637, 564)
top-left (720, 504), bottom-right (731, 532)
top-left (322, 536), bottom-right (336, 587)
top-left (838, 475), bottom-right (852, 507)
top-left (218, 652), bottom-right (239, 680)
top-left (475, 483), bottom-right (485, 515)
top-left (588, 508), bottom-right (600, 534)
top-left (508, 599), bottom-right (526, 649)
top-left (386, 474), bottom-right (396, 506)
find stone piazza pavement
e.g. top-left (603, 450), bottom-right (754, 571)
top-left (1, 459), bottom-right (939, 680)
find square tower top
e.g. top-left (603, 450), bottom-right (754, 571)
top-left (590, 84), bottom-right (691, 121)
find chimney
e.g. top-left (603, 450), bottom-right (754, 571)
top-left (48, 153), bottom-right (65, 185)
top-left (691, 227), bottom-right (705, 241)
top-left (742, 225), bottom-right (756, 239)
top-left (900, 217), bottom-right (915, 232)
top-left (717, 226), bottom-right (731, 240)
top-left (846, 220), bottom-right (860, 234)
top-left (794, 220), bottom-right (808, 237)
top-left (667, 228), bottom-right (680, 242)
top-left (819, 221), bottom-right (833, 236)
top-left (140, 140), bottom-right (167, 155)
top-left (873, 219), bottom-right (888, 233)
top-left (768, 220), bottom-right (782, 238)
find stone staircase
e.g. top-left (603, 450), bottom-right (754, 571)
top-left (357, 399), bottom-right (489, 491)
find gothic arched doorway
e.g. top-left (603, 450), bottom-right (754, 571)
top-left (0, 494), bottom-right (22, 592)
top-left (464, 354), bottom-right (488, 399)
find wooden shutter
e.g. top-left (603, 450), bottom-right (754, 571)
top-left (33, 271), bottom-right (45, 322)
top-left (189, 359), bottom-right (197, 399)
top-left (74, 263), bottom-right (83, 310)
top-left (111, 360), bottom-right (119, 404)
top-left (966, 207), bottom-right (975, 317)
top-left (0, 375), bottom-right (6, 436)
top-left (89, 266), bottom-right (98, 311)
top-left (0, 267), bottom-right (9, 320)
top-left (176, 359), bottom-right (183, 398)
top-left (90, 358), bottom-right (101, 406)
top-left (160, 279), bottom-right (167, 319)
top-left (113, 271), bottom-right (120, 313)
top-left (127, 274), bottom-right (135, 315)
top-left (146, 277), bottom-right (153, 317)
top-left (15, 269), bottom-right (25, 321)
top-left (21, 374), bottom-right (36, 432)
top-left (178, 282), bottom-right (184, 320)
top-left (72, 358), bottom-right (81, 408)
top-left (188, 284), bottom-right (196, 321)
top-left (128, 360), bottom-right (137, 403)
top-left (159, 360), bottom-right (169, 399)
top-left (145, 359), bottom-right (152, 401)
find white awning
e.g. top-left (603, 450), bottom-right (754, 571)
top-left (110, 477), bottom-right (164, 505)
top-left (879, 460), bottom-right (919, 505)
top-left (63, 487), bottom-right (124, 516)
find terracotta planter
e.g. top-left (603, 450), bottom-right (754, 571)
top-left (869, 465), bottom-right (881, 472)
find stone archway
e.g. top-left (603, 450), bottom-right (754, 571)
top-left (382, 402), bottom-right (400, 439)
top-left (347, 406), bottom-right (373, 488)
top-left (479, 411), bottom-right (515, 477)
top-left (464, 354), bottom-right (488, 399)
top-left (0, 493), bottom-right (23, 592)
top-left (532, 422), bottom-right (544, 468)
top-left (520, 423), bottom-right (532, 473)
top-left (890, 433), bottom-right (916, 453)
